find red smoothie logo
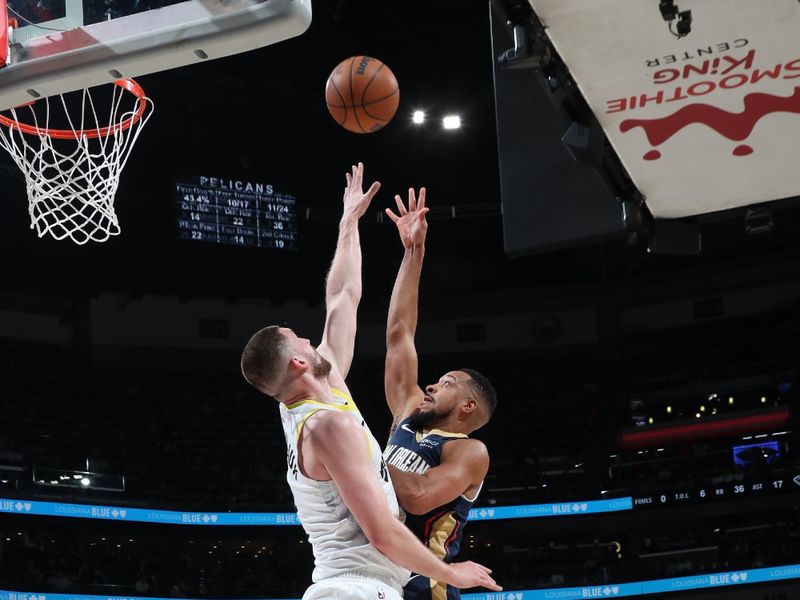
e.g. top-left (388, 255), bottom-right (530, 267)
top-left (620, 86), bottom-right (800, 160)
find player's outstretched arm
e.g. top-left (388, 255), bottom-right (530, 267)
top-left (384, 188), bottom-right (429, 425)
top-left (317, 162), bottom-right (380, 379)
top-left (308, 411), bottom-right (502, 592)
top-left (387, 439), bottom-right (489, 515)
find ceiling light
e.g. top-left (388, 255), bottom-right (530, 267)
top-left (442, 115), bottom-right (461, 130)
top-left (675, 10), bottom-right (692, 37)
top-left (412, 110), bottom-right (425, 124)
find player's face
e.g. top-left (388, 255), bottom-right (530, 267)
top-left (280, 328), bottom-right (331, 378)
top-left (419, 371), bottom-right (474, 422)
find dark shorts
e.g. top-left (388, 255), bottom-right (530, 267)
top-left (403, 574), bottom-right (460, 600)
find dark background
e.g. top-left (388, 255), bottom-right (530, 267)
top-left (1, 0), bottom-right (504, 302)
top-left (1, 0), bottom-right (798, 303)
top-left (1, 1), bottom-right (800, 598)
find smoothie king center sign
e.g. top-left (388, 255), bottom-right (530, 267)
top-left (529, 0), bottom-right (800, 218)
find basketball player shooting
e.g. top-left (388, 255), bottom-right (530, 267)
top-left (383, 188), bottom-right (498, 600)
top-left (241, 164), bottom-right (501, 600)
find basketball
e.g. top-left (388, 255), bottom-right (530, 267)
top-left (325, 56), bottom-right (399, 134)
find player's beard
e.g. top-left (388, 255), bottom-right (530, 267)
top-left (311, 350), bottom-right (332, 378)
top-left (413, 405), bottom-right (450, 428)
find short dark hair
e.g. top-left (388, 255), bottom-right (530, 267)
top-left (460, 368), bottom-right (497, 419)
top-left (241, 325), bottom-right (289, 394)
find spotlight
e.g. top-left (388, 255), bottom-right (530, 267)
top-left (745, 208), bottom-right (775, 235)
top-left (442, 115), bottom-right (461, 130)
top-left (412, 110), bottom-right (425, 124)
top-left (676, 10), bottom-right (692, 36)
top-left (659, 0), bottom-right (678, 21)
top-left (497, 24), bottom-right (551, 70)
top-left (659, 1), bottom-right (692, 39)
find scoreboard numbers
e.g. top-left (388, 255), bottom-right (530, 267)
top-left (176, 176), bottom-right (298, 250)
top-left (632, 472), bottom-right (799, 509)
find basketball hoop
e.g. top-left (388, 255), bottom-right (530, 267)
top-left (0, 79), bottom-right (153, 244)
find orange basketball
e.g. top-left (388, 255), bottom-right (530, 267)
top-left (325, 56), bottom-right (400, 134)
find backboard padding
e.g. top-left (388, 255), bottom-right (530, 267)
top-left (0, 0), bottom-right (311, 110)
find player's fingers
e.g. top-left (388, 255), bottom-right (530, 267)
top-left (418, 187), bottom-right (426, 209)
top-left (395, 195), bottom-right (408, 215)
top-left (471, 562), bottom-right (492, 574)
top-left (385, 208), bottom-right (400, 223)
top-left (356, 162), bottom-right (364, 187)
top-left (345, 172), bottom-right (352, 188)
top-left (408, 187), bottom-right (417, 212)
top-left (477, 569), bottom-right (499, 589)
top-left (418, 207), bottom-right (430, 219)
top-left (365, 181), bottom-right (381, 200)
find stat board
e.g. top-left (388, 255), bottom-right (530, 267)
top-left (175, 175), bottom-right (298, 250)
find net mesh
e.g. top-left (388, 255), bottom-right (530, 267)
top-left (0, 81), bottom-right (153, 244)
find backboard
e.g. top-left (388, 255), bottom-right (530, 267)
top-left (0, 0), bottom-right (312, 110)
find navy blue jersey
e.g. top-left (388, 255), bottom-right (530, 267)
top-left (383, 416), bottom-right (482, 600)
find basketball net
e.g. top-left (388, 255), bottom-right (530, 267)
top-left (0, 79), bottom-right (153, 244)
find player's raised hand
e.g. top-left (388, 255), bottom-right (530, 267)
top-left (343, 162), bottom-right (381, 220)
top-left (385, 187), bottom-right (429, 249)
top-left (447, 560), bottom-right (502, 592)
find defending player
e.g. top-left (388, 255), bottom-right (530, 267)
top-left (383, 188), bottom-right (497, 600)
top-left (241, 164), bottom-right (501, 600)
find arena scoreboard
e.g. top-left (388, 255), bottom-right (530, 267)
top-left (175, 175), bottom-right (298, 250)
top-left (631, 471), bottom-right (800, 509)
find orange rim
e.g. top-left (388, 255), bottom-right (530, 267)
top-left (0, 79), bottom-right (148, 139)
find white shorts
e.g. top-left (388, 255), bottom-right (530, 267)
top-left (302, 577), bottom-right (403, 600)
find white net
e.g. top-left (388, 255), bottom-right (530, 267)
top-left (0, 81), bottom-right (154, 244)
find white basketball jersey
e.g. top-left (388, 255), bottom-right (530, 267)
top-left (279, 387), bottom-right (411, 589)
